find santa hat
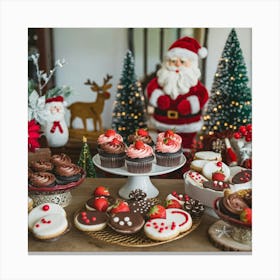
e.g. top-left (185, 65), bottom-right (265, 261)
top-left (45, 96), bottom-right (64, 103)
top-left (166, 36), bottom-right (207, 60)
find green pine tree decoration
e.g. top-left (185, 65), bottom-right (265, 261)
top-left (77, 136), bottom-right (96, 178)
top-left (202, 28), bottom-right (252, 137)
top-left (112, 50), bottom-right (148, 143)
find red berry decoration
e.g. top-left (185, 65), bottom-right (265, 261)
top-left (110, 138), bottom-right (121, 145)
top-left (134, 140), bottom-right (145, 150)
top-left (105, 129), bottom-right (116, 137)
top-left (163, 138), bottom-right (175, 146)
top-left (233, 132), bottom-right (242, 139)
top-left (110, 200), bottom-right (130, 214)
top-left (165, 199), bottom-right (182, 209)
top-left (216, 161), bottom-right (223, 167)
top-left (212, 171), bottom-right (225, 181)
top-left (42, 204), bottom-right (50, 211)
top-left (93, 186), bottom-right (110, 197)
top-left (164, 129), bottom-right (175, 138)
top-left (92, 197), bottom-right (109, 212)
top-left (147, 205), bottom-right (166, 219)
top-left (240, 208), bottom-right (252, 225)
top-left (137, 128), bottom-right (148, 137)
top-left (239, 126), bottom-right (247, 135)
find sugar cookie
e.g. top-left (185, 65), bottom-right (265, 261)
top-left (190, 159), bottom-right (208, 172)
top-left (202, 161), bottom-right (230, 181)
top-left (194, 151), bottom-right (222, 161)
top-left (184, 170), bottom-right (208, 187)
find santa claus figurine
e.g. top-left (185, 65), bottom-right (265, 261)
top-left (146, 36), bottom-right (209, 150)
top-left (43, 96), bottom-right (69, 147)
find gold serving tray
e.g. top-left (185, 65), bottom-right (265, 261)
top-left (85, 215), bottom-right (202, 248)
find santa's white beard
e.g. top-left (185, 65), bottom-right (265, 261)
top-left (45, 104), bottom-right (65, 122)
top-left (157, 63), bottom-right (201, 99)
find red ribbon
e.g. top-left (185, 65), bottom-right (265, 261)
top-left (50, 121), bottom-right (63, 134)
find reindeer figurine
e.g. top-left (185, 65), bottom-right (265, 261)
top-left (68, 74), bottom-right (112, 131)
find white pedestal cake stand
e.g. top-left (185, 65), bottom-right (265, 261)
top-left (92, 154), bottom-right (186, 199)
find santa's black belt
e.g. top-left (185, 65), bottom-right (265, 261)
top-left (154, 108), bottom-right (201, 119)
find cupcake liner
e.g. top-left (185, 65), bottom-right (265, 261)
top-left (99, 154), bottom-right (125, 168)
top-left (125, 158), bottom-right (153, 173)
top-left (155, 152), bottom-right (182, 167)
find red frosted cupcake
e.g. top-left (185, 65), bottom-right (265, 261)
top-left (155, 137), bottom-right (183, 167)
top-left (97, 129), bottom-right (123, 148)
top-left (156, 130), bottom-right (182, 145)
top-left (125, 140), bottom-right (154, 173)
top-left (98, 138), bottom-right (126, 168)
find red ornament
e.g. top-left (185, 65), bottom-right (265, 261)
top-left (233, 132), bottom-right (241, 139)
top-left (246, 124), bottom-right (252, 132)
top-left (239, 126), bottom-right (247, 135)
top-left (42, 204), bottom-right (50, 211)
top-left (216, 161), bottom-right (222, 167)
top-left (28, 119), bottom-right (41, 152)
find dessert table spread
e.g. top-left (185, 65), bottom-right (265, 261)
top-left (28, 178), bottom-right (222, 253)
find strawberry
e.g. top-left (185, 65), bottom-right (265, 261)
top-left (137, 128), bottom-right (148, 137)
top-left (110, 138), bottom-right (121, 145)
top-left (134, 140), bottom-right (145, 150)
top-left (105, 129), bottom-right (116, 137)
top-left (164, 129), bottom-right (174, 138)
top-left (212, 171), bottom-right (225, 181)
top-left (147, 205), bottom-right (166, 219)
top-left (93, 186), bottom-right (110, 197)
top-left (240, 208), bottom-right (252, 224)
top-left (110, 200), bottom-right (130, 214)
top-left (165, 199), bottom-right (182, 209)
top-left (92, 196), bottom-right (109, 212)
top-left (163, 138), bottom-right (175, 146)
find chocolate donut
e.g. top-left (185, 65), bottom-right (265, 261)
top-left (54, 164), bottom-right (82, 184)
top-left (30, 160), bottom-right (53, 172)
top-left (232, 170), bottom-right (252, 184)
top-left (203, 180), bottom-right (230, 191)
top-left (29, 172), bottom-right (56, 188)
top-left (108, 212), bottom-right (145, 234)
top-left (51, 153), bottom-right (72, 166)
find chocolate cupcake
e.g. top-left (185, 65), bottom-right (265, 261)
top-left (29, 172), bottom-right (56, 188)
top-left (127, 128), bottom-right (154, 147)
top-left (219, 192), bottom-right (249, 220)
top-left (54, 164), bottom-right (82, 184)
top-left (51, 153), bottom-right (72, 166)
top-left (98, 138), bottom-right (126, 168)
top-left (30, 160), bottom-right (53, 172)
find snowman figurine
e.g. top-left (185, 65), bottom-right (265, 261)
top-left (43, 96), bottom-right (69, 147)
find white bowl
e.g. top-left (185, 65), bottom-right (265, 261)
top-left (183, 166), bottom-right (252, 209)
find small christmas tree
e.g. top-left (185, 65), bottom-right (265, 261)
top-left (112, 50), bottom-right (148, 143)
top-left (202, 28), bottom-right (252, 136)
top-left (77, 136), bottom-right (96, 178)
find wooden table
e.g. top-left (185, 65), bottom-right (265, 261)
top-left (28, 178), bottom-right (221, 253)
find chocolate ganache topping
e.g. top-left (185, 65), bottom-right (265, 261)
top-left (29, 172), bottom-right (56, 188)
top-left (222, 193), bottom-right (249, 215)
top-left (55, 164), bottom-right (81, 176)
top-left (30, 160), bottom-right (53, 172)
top-left (51, 153), bottom-right (72, 166)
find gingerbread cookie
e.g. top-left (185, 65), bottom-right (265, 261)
top-left (202, 161), bottom-right (230, 181)
top-left (28, 203), bottom-right (66, 231)
top-left (74, 210), bottom-right (108, 232)
top-left (184, 170), bottom-right (208, 187)
top-left (108, 212), bottom-right (144, 234)
top-left (194, 151), bottom-right (222, 161)
top-left (32, 213), bottom-right (68, 240)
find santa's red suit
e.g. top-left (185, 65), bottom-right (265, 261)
top-left (146, 36), bottom-right (209, 149)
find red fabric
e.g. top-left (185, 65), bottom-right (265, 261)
top-left (168, 36), bottom-right (202, 55)
top-left (177, 99), bottom-right (191, 115)
top-left (28, 119), bottom-right (41, 152)
top-left (147, 77), bottom-right (209, 126)
top-left (46, 96), bottom-right (64, 103)
top-left (158, 95), bottom-right (171, 110)
top-left (50, 121), bottom-right (63, 133)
